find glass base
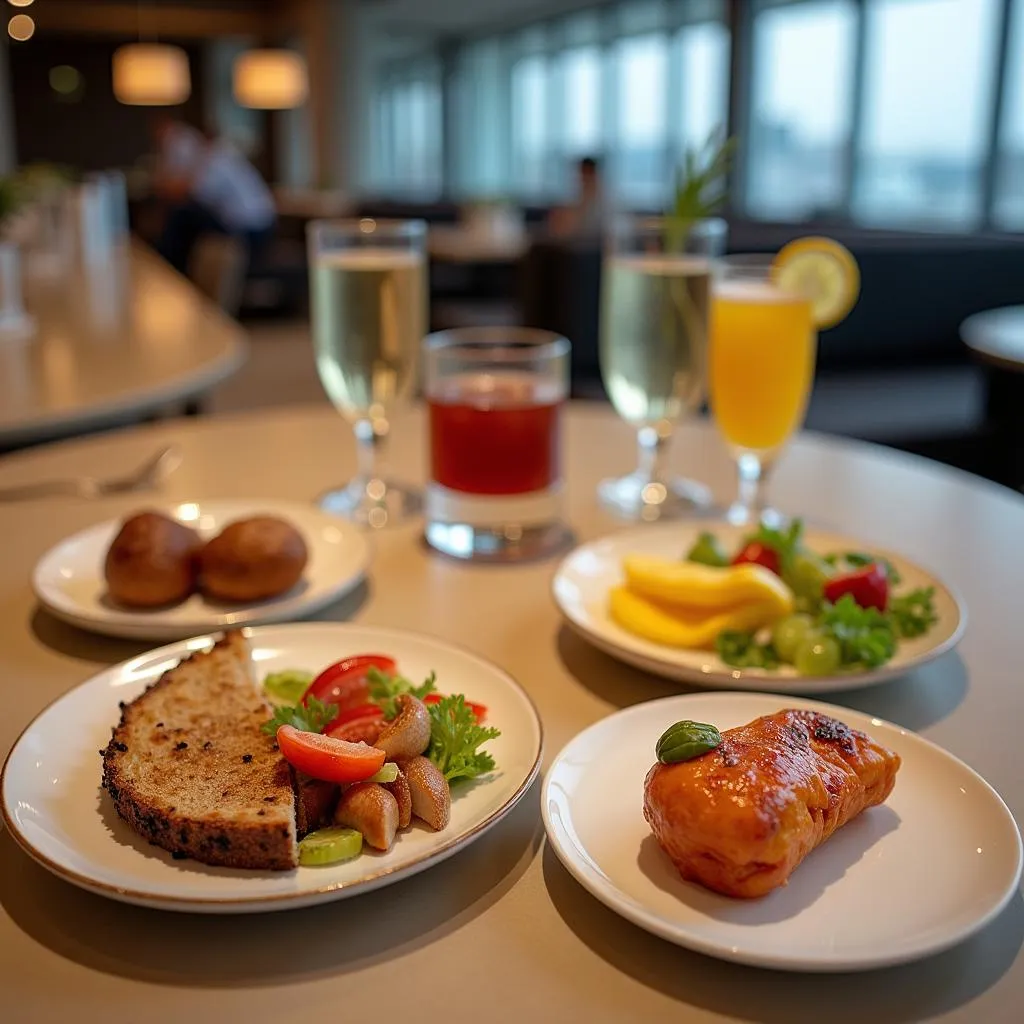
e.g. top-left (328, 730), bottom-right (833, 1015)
top-left (318, 477), bottom-right (422, 529)
top-left (425, 519), bottom-right (573, 563)
top-left (598, 473), bottom-right (713, 522)
top-left (725, 501), bottom-right (785, 529)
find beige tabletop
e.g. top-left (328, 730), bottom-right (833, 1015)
top-left (0, 242), bottom-right (246, 447)
top-left (0, 403), bottom-right (1022, 1024)
top-left (961, 306), bottom-right (1024, 374)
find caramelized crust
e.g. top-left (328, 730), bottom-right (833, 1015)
top-left (643, 709), bottom-right (900, 898)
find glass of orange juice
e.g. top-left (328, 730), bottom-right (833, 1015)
top-left (710, 255), bottom-right (816, 526)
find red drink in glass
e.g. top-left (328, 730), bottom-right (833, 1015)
top-left (423, 327), bottom-right (570, 562)
top-left (428, 373), bottom-right (561, 495)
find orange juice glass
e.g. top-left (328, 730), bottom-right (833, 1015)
top-left (710, 256), bottom-right (816, 525)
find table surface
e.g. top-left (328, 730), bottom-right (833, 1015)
top-left (961, 305), bottom-right (1024, 374)
top-left (0, 242), bottom-right (246, 447)
top-left (1, 403), bottom-right (1022, 1024)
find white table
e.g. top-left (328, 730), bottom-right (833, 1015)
top-left (0, 243), bottom-right (246, 448)
top-left (0, 403), bottom-right (1022, 1023)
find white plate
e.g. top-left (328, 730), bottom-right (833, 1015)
top-left (32, 500), bottom-right (371, 640)
top-left (543, 692), bottom-right (1022, 972)
top-left (1, 622), bottom-right (543, 913)
top-left (553, 522), bottom-right (965, 693)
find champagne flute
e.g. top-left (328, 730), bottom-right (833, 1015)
top-left (307, 218), bottom-right (427, 528)
top-left (598, 214), bottom-right (726, 520)
top-left (709, 254), bottom-right (817, 527)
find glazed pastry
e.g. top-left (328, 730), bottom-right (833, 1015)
top-left (644, 709), bottom-right (900, 898)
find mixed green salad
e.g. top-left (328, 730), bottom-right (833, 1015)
top-left (686, 519), bottom-right (939, 676)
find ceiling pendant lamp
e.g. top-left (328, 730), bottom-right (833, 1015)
top-left (113, 43), bottom-right (191, 106)
top-left (233, 49), bottom-right (308, 110)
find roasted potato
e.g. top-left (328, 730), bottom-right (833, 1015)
top-left (104, 511), bottom-right (202, 608)
top-left (198, 516), bottom-right (308, 603)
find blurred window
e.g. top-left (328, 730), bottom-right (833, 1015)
top-left (994, 0), bottom-right (1024, 228)
top-left (453, 40), bottom-right (510, 198)
top-left (853, 0), bottom-right (1002, 228)
top-left (747, 0), bottom-right (856, 220)
top-left (511, 53), bottom-right (549, 195)
top-left (675, 11), bottom-right (730, 161)
top-left (561, 45), bottom-right (602, 159)
top-left (373, 60), bottom-right (442, 196)
top-left (614, 32), bottom-right (669, 207)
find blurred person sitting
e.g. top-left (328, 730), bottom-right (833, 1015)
top-left (153, 122), bottom-right (276, 276)
top-left (548, 156), bottom-right (608, 239)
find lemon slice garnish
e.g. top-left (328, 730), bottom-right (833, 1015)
top-left (772, 236), bottom-right (860, 329)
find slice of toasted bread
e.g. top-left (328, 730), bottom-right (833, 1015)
top-left (101, 630), bottom-right (298, 870)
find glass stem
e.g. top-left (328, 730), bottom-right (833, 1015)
top-left (353, 416), bottom-right (387, 487)
top-left (637, 424), bottom-right (670, 483)
top-left (733, 452), bottom-right (770, 525)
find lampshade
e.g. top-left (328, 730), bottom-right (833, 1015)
top-left (112, 44), bottom-right (191, 106)
top-left (233, 49), bottom-right (308, 109)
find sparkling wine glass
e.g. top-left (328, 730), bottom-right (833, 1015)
top-left (307, 218), bottom-right (427, 528)
top-left (598, 214), bottom-right (726, 520)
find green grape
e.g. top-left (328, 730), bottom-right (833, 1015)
top-left (783, 551), bottom-right (833, 603)
top-left (771, 614), bottom-right (815, 664)
top-left (794, 633), bottom-right (842, 676)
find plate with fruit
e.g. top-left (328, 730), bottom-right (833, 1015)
top-left (552, 520), bottom-right (965, 693)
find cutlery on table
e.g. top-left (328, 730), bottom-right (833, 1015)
top-left (0, 445), bottom-right (182, 502)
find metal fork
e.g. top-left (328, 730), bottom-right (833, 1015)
top-left (0, 445), bottom-right (182, 502)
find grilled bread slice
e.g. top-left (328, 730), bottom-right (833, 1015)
top-left (101, 630), bottom-right (298, 870)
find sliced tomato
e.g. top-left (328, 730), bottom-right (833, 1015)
top-left (326, 715), bottom-right (385, 746)
top-left (324, 703), bottom-right (385, 745)
top-left (303, 655), bottom-right (396, 712)
top-left (276, 725), bottom-right (385, 783)
top-left (823, 563), bottom-right (889, 612)
top-left (422, 692), bottom-right (487, 722)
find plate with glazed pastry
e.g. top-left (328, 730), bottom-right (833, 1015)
top-left (542, 692), bottom-right (1021, 971)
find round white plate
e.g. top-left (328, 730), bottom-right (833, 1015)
top-left (543, 692), bottom-right (1022, 972)
top-left (1, 623), bottom-right (542, 913)
top-left (32, 500), bottom-right (371, 640)
top-left (552, 522), bottom-right (965, 693)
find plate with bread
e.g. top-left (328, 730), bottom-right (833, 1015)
top-left (1, 623), bottom-right (543, 912)
top-left (32, 499), bottom-right (371, 640)
top-left (542, 692), bottom-right (1022, 971)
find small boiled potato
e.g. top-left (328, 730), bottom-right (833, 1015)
top-left (104, 511), bottom-right (202, 608)
top-left (199, 516), bottom-right (308, 603)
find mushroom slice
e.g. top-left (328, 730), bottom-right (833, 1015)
top-left (383, 766), bottom-right (412, 829)
top-left (333, 783), bottom-right (399, 851)
top-left (375, 694), bottom-right (431, 760)
top-left (400, 755), bottom-right (451, 831)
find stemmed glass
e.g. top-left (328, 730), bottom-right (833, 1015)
top-left (708, 254), bottom-right (817, 526)
top-left (598, 214), bottom-right (726, 520)
top-left (307, 218), bottom-right (427, 528)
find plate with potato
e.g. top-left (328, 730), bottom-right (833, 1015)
top-left (32, 500), bottom-right (370, 640)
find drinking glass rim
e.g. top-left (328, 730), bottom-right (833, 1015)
top-left (610, 214), bottom-right (727, 235)
top-left (424, 327), bottom-right (570, 361)
top-left (307, 217), bottom-right (427, 242)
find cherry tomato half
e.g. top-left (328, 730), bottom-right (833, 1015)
top-left (276, 725), bottom-right (385, 784)
top-left (303, 655), bottom-right (397, 712)
top-left (422, 692), bottom-right (487, 723)
top-left (326, 714), bottom-right (385, 746)
top-left (324, 703), bottom-right (386, 746)
top-left (732, 541), bottom-right (781, 576)
top-left (823, 563), bottom-right (889, 612)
